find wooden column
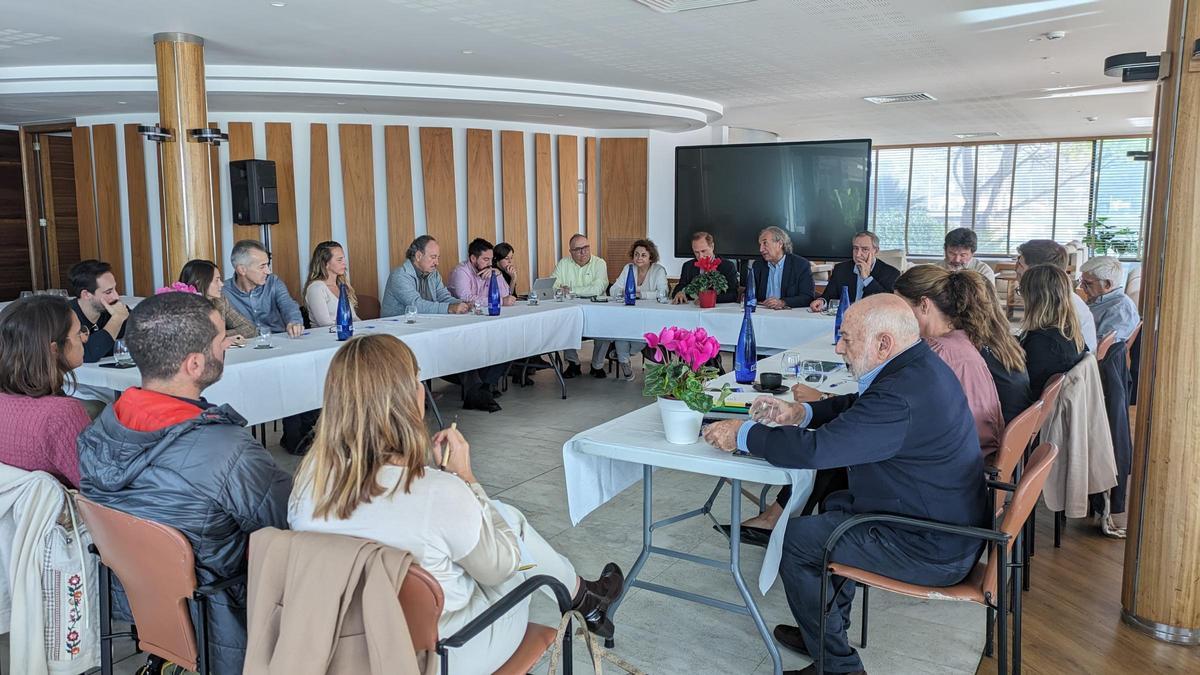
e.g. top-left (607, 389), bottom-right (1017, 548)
top-left (1121, 0), bottom-right (1200, 645)
top-left (153, 32), bottom-right (216, 278)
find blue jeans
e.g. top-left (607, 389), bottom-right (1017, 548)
top-left (779, 492), bottom-right (980, 673)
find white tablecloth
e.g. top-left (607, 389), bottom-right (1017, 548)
top-left (578, 299), bottom-right (834, 349)
top-left (73, 304), bottom-right (583, 425)
top-left (562, 336), bottom-right (857, 593)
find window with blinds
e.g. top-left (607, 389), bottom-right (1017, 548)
top-left (868, 137), bottom-right (1150, 260)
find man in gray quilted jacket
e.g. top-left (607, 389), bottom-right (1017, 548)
top-left (78, 291), bottom-right (292, 675)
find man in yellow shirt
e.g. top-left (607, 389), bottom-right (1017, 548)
top-left (553, 234), bottom-right (608, 377)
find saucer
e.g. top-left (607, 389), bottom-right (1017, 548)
top-left (752, 383), bottom-right (788, 394)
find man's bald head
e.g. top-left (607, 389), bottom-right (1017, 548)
top-left (837, 294), bottom-right (921, 378)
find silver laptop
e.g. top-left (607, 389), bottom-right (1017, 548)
top-left (529, 277), bottom-right (557, 300)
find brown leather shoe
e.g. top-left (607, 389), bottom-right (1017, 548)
top-left (773, 624), bottom-right (810, 656)
top-left (572, 562), bottom-right (624, 639)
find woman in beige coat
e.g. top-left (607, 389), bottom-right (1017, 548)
top-left (288, 334), bottom-right (623, 675)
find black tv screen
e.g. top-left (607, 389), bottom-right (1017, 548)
top-left (674, 139), bottom-right (872, 261)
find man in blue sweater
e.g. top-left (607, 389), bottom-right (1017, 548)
top-left (704, 294), bottom-right (988, 675)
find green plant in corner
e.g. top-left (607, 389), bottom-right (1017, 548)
top-left (642, 326), bottom-right (731, 413)
top-left (1082, 216), bottom-right (1141, 257)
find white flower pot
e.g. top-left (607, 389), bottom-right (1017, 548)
top-left (657, 396), bottom-right (704, 444)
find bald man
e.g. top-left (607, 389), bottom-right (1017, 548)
top-left (704, 295), bottom-right (988, 675)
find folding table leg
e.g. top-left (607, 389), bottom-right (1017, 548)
top-left (604, 464), bottom-right (654, 649)
top-left (729, 479), bottom-right (783, 675)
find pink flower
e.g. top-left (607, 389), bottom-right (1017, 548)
top-left (155, 282), bottom-right (199, 295)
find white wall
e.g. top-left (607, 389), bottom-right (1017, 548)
top-left (647, 127), bottom-right (722, 275)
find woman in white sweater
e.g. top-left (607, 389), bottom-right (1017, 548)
top-left (303, 240), bottom-right (361, 327)
top-left (288, 334), bottom-right (623, 675)
top-left (590, 239), bottom-right (670, 381)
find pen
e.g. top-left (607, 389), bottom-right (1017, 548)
top-left (440, 422), bottom-right (457, 469)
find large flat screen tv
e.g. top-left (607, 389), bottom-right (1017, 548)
top-left (674, 139), bottom-right (872, 261)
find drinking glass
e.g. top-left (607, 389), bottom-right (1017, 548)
top-left (781, 352), bottom-right (802, 377)
top-left (256, 325), bottom-right (273, 349)
top-left (527, 292), bottom-right (539, 306)
top-left (800, 359), bottom-right (824, 384)
top-left (113, 339), bottom-right (132, 366)
top-left (473, 301), bottom-right (485, 316)
top-left (405, 305), bottom-right (418, 323)
top-left (19, 291), bottom-right (33, 299)
top-left (824, 299), bottom-right (840, 317)
top-left (656, 289), bottom-right (669, 304)
top-left (554, 288), bottom-right (564, 303)
top-left (49, 288), bottom-right (68, 298)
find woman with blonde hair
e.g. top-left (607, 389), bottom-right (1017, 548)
top-left (1019, 263), bottom-right (1086, 397)
top-left (303, 241), bottom-right (360, 327)
top-left (893, 265), bottom-right (1006, 456)
top-left (288, 334), bottom-right (622, 674)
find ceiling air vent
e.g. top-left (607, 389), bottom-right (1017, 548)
top-left (863, 92), bottom-right (937, 105)
top-left (953, 132), bottom-right (1001, 139)
top-left (631, 0), bottom-right (756, 13)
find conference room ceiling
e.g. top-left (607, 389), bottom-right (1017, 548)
top-left (0, 0), bottom-right (1168, 143)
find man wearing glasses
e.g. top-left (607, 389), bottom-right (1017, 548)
top-left (552, 234), bottom-right (608, 377)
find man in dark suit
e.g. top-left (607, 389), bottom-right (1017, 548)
top-left (704, 295), bottom-right (988, 675)
top-left (810, 230), bottom-right (901, 312)
top-left (752, 226), bottom-right (815, 309)
top-left (671, 231), bottom-right (739, 304)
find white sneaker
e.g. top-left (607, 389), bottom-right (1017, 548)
top-left (620, 362), bottom-right (635, 381)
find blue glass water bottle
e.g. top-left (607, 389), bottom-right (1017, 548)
top-left (833, 285), bottom-right (850, 344)
top-left (744, 260), bottom-right (757, 312)
top-left (623, 264), bottom-right (637, 305)
top-left (336, 283), bottom-right (354, 341)
top-left (734, 302), bottom-right (757, 384)
top-left (487, 272), bottom-right (501, 316)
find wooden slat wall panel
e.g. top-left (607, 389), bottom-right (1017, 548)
top-left (384, 126), bottom-right (415, 269)
top-left (338, 124), bottom-right (380, 298)
top-left (599, 137), bottom-right (648, 282)
top-left (585, 137), bottom-right (598, 245)
top-left (265, 123), bottom-right (301, 299)
top-left (45, 136), bottom-right (80, 289)
top-left (309, 123), bottom-right (332, 245)
top-left (91, 125), bottom-right (125, 290)
top-left (420, 127), bottom-right (458, 271)
top-left (37, 136), bottom-right (60, 287)
top-left (208, 122), bottom-right (223, 271)
top-left (71, 128), bottom-right (99, 261)
top-left (557, 135), bottom-right (579, 258)
top-left (534, 133), bottom-right (555, 278)
top-left (0, 131), bottom-right (34, 297)
top-left (499, 131), bottom-right (529, 294)
top-left (122, 124), bottom-right (153, 296)
top-left (466, 129), bottom-right (496, 244)
top-left (225, 122), bottom-right (259, 242)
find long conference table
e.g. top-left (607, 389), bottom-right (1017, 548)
top-left (72, 298), bottom-right (835, 425)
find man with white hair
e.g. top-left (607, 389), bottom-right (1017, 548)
top-left (704, 295), bottom-right (988, 675)
top-left (1080, 256), bottom-right (1140, 342)
top-left (751, 226), bottom-right (815, 310)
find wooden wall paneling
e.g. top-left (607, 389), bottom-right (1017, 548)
top-left (598, 137), bottom-right (648, 282)
top-left (309, 123), bottom-right (332, 245)
top-left (338, 124), bottom-right (380, 298)
top-left (265, 123), bottom-right (301, 299)
top-left (45, 136), bottom-right (80, 290)
top-left (225, 121), bottom-right (260, 242)
top-left (17, 129), bottom-right (45, 290)
top-left (466, 129), bottom-right (496, 244)
top-left (208, 122), bottom-right (223, 270)
top-left (534, 133), bottom-right (555, 278)
top-left (557, 135), bottom-right (579, 258)
top-left (91, 124), bottom-right (125, 290)
top-left (419, 127), bottom-right (459, 272)
top-left (499, 131), bottom-right (530, 293)
top-left (0, 130), bottom-right (33, 298)
top-left (384, 126), bottom-right (415, 269)
top-left (36, 134), bottom-right (60, 287)
top-left (70, 128), bottom-right (100, 263)
top-left (585, 137), bottom-right (598, 245)
top-left (122, 124), bottom-right (154, 296)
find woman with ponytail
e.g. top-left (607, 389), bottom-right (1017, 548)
top-left (894, 265), bottom-right (1006, 456)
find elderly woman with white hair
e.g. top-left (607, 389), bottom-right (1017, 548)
top-left (1079, 256), bottom-right (1140, 341)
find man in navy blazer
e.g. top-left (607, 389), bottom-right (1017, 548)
top-left (752, 226), bottom-right (815, 309)
top-left (704, 295), bottom-right (988, 675)
top-left (810, 231), bottom-right (901, 312)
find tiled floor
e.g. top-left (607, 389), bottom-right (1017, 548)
top-left (14, 346), bottom-right (985, 674)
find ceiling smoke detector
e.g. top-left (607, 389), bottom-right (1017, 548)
top-left (863, 92), bottom-right (937, 105)
top-left (954, 132), bottom-right (1001, 139)
top-left (631, 0), bottom-right (756, 13)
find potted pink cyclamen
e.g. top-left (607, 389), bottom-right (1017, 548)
top-left (642, 326), bottom-right (731, 443)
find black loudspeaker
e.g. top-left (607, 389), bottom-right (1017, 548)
top-left (229, 159), bottom-right (279, 225)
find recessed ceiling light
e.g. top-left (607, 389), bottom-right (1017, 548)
top-left (270, 2), bottom-right (287, 7)
top-left (1128, 116), bottom-right (1154, 127)
top-left (954, 132), bottom-right (1001, 139)
top-left (1049, 70), bottom-right (1061, 75)
top-left (117, 101), bottom-right (127, 105)
top-left (336, 101), bottom-right (345, 105)
top-left (461, 49), bottom-right (474, 55)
